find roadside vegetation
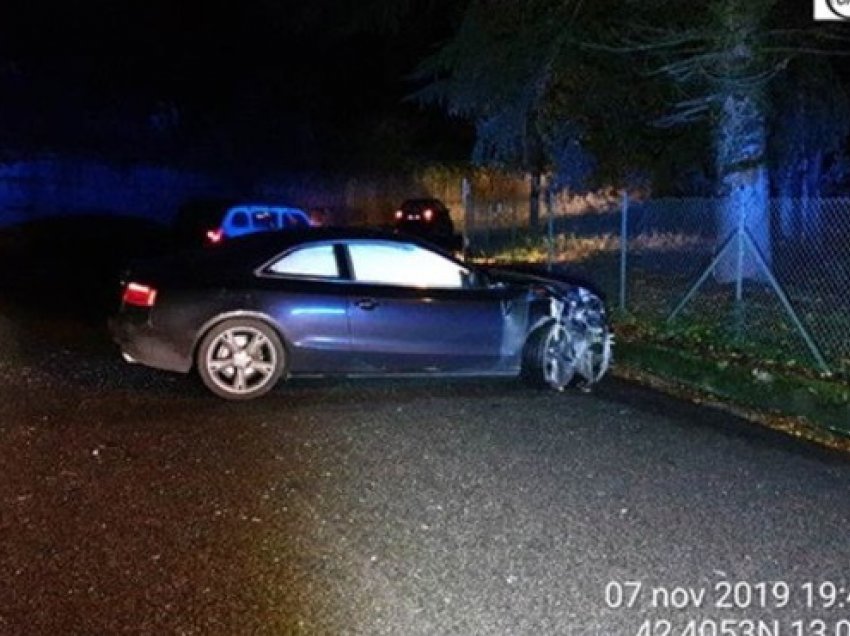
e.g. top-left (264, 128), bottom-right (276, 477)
top-left (485, 234), bottom-right (850, 447)
top-left (614, 316), bottom-right (850, 442)
top-left (407, 0), bottom-right (849, 448)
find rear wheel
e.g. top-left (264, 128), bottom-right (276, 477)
top-left (196, 318), bottom-right (285, 400)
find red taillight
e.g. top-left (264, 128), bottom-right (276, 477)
top-left (394, 210), bottom-right (403, 220)
top-left (423, 208), bottom-right (434, 221)
top-left (123, 282), bottom-right (158, 307)
top-left (206, 228), bottom-right (224, 244)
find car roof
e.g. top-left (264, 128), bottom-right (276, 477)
top-left (225, 205), bottom-right (307, 217)
top-left (401, 198), bottom-right (446, 207)
top-left (226, 204), bottom-right (304, 212)
top-left (134, 227), bottom-right (464, 283)
top-left (213, 226), bottom-right (449, 260)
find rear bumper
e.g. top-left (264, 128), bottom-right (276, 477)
top-left (108, 315), bottom-right (192, 373)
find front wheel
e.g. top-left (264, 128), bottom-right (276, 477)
top-left (521, 321), bottom-right (576, 391)
top-left (521, 320), bottom-right (613, 392)
top-left (196, 318), bottom-right (285, 400)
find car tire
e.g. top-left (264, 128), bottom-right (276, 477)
top-left (196, 318), bottom-right (286, 400)
top-left (521, 320), bottom-right (576, 392)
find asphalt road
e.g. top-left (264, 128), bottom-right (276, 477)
top-left (1, 306), bottom-right (849, 636)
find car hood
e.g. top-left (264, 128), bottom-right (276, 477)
top-left (481, 263), bottom-right (606, 301)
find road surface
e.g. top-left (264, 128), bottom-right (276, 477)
top-left (1, 307), bottom-right (848, 635)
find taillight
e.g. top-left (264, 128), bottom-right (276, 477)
top-left (423, 208), bottom-right (434, 221)
top-left (123, 282), bottom-right (158, 308)
top-left (206, 228), bottom-right (224, 244)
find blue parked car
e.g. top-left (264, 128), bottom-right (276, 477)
top-left (206, 205), bottom-right (311, 244)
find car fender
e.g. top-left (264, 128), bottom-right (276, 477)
top-left (525, 295), bottom-right (566, 336)
top-left (192, 309), bottom-right (290, 366)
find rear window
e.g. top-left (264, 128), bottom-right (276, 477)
top-left (267, 244), bottom-right (338, 278)
top-left (402, 200), bottom-right (446, 213)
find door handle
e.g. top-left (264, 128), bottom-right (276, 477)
top-left (355, 298), bottom-right (379, 311)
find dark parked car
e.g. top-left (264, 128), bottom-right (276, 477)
top-left (109, 228), bottom-right (612, 400)
top-left (392, 198), bottom-right (464, 252)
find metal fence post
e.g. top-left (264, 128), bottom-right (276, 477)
top-left (742, 230), bottom-right (831, 375)
top-left (733, 200), bottom-right (746, 339)
top-left (545, 177), bottom-right (554, 272)
top-left (619, 191), bottom-right (629, 312)
top-left (462, 177), bottom-right (472, 250)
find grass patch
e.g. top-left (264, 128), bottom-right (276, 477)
top-left (472, 232), bottom-right (619, 264)
top-left (474, 230), bottom-right (709, 264)
top-left (614, 324), bottom-right (850, 440)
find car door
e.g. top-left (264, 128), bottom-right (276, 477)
top-left (342, 240), bottom-right (522, 374)
top-left (253, 242), bottom-right (352, 373)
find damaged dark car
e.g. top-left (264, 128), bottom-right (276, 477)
top-left (109, 228), bottom-right (613, 400)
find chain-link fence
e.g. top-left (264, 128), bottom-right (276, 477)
top-left (465, 191), bottom-right (850, 376)
top-left (624, 197), bottom-right (850, 375)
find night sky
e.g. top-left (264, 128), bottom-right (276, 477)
top-left (0, 0), bottom-right (472, 173)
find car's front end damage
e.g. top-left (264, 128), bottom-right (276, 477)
top-left (485, 265), bottom-right (614, 391)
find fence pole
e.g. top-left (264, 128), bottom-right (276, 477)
top-left (619, 191), bottom-right (629, 312)
top-left (669, 231), bottom-right (738, 322)
top-left (546, 177), bottom-right (554, 272)
top-left (743, 230), bottom-right (831, 375)
top-left (733, 203), bottom-right (746, 339)
top-left (462, 177), bottom-right (472, 251)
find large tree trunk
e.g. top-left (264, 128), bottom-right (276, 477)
top-left (713, 2), bottom-right (772, 283)
top-left (714, 93), bottom-right (770, 282)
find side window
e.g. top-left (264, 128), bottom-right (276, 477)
top-left (252, 211), bottom-right (277, 230)
top-left (268, 244), bottom-right (338, 278)
top-left (348, 242), bottom-right (466, 288)
top-left (288, 213), bottom-right (309, 228)
top-left (230, 211), bottom-right (249, 229)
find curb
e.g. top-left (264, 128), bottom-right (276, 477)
top-left (612, 363), bottom-right (850, 455)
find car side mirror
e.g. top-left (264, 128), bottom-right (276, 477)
top-left (464, 269), bottom-right (489, 288)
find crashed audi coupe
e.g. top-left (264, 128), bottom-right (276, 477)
top-left (109, 228), bottom-right (613, 400)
